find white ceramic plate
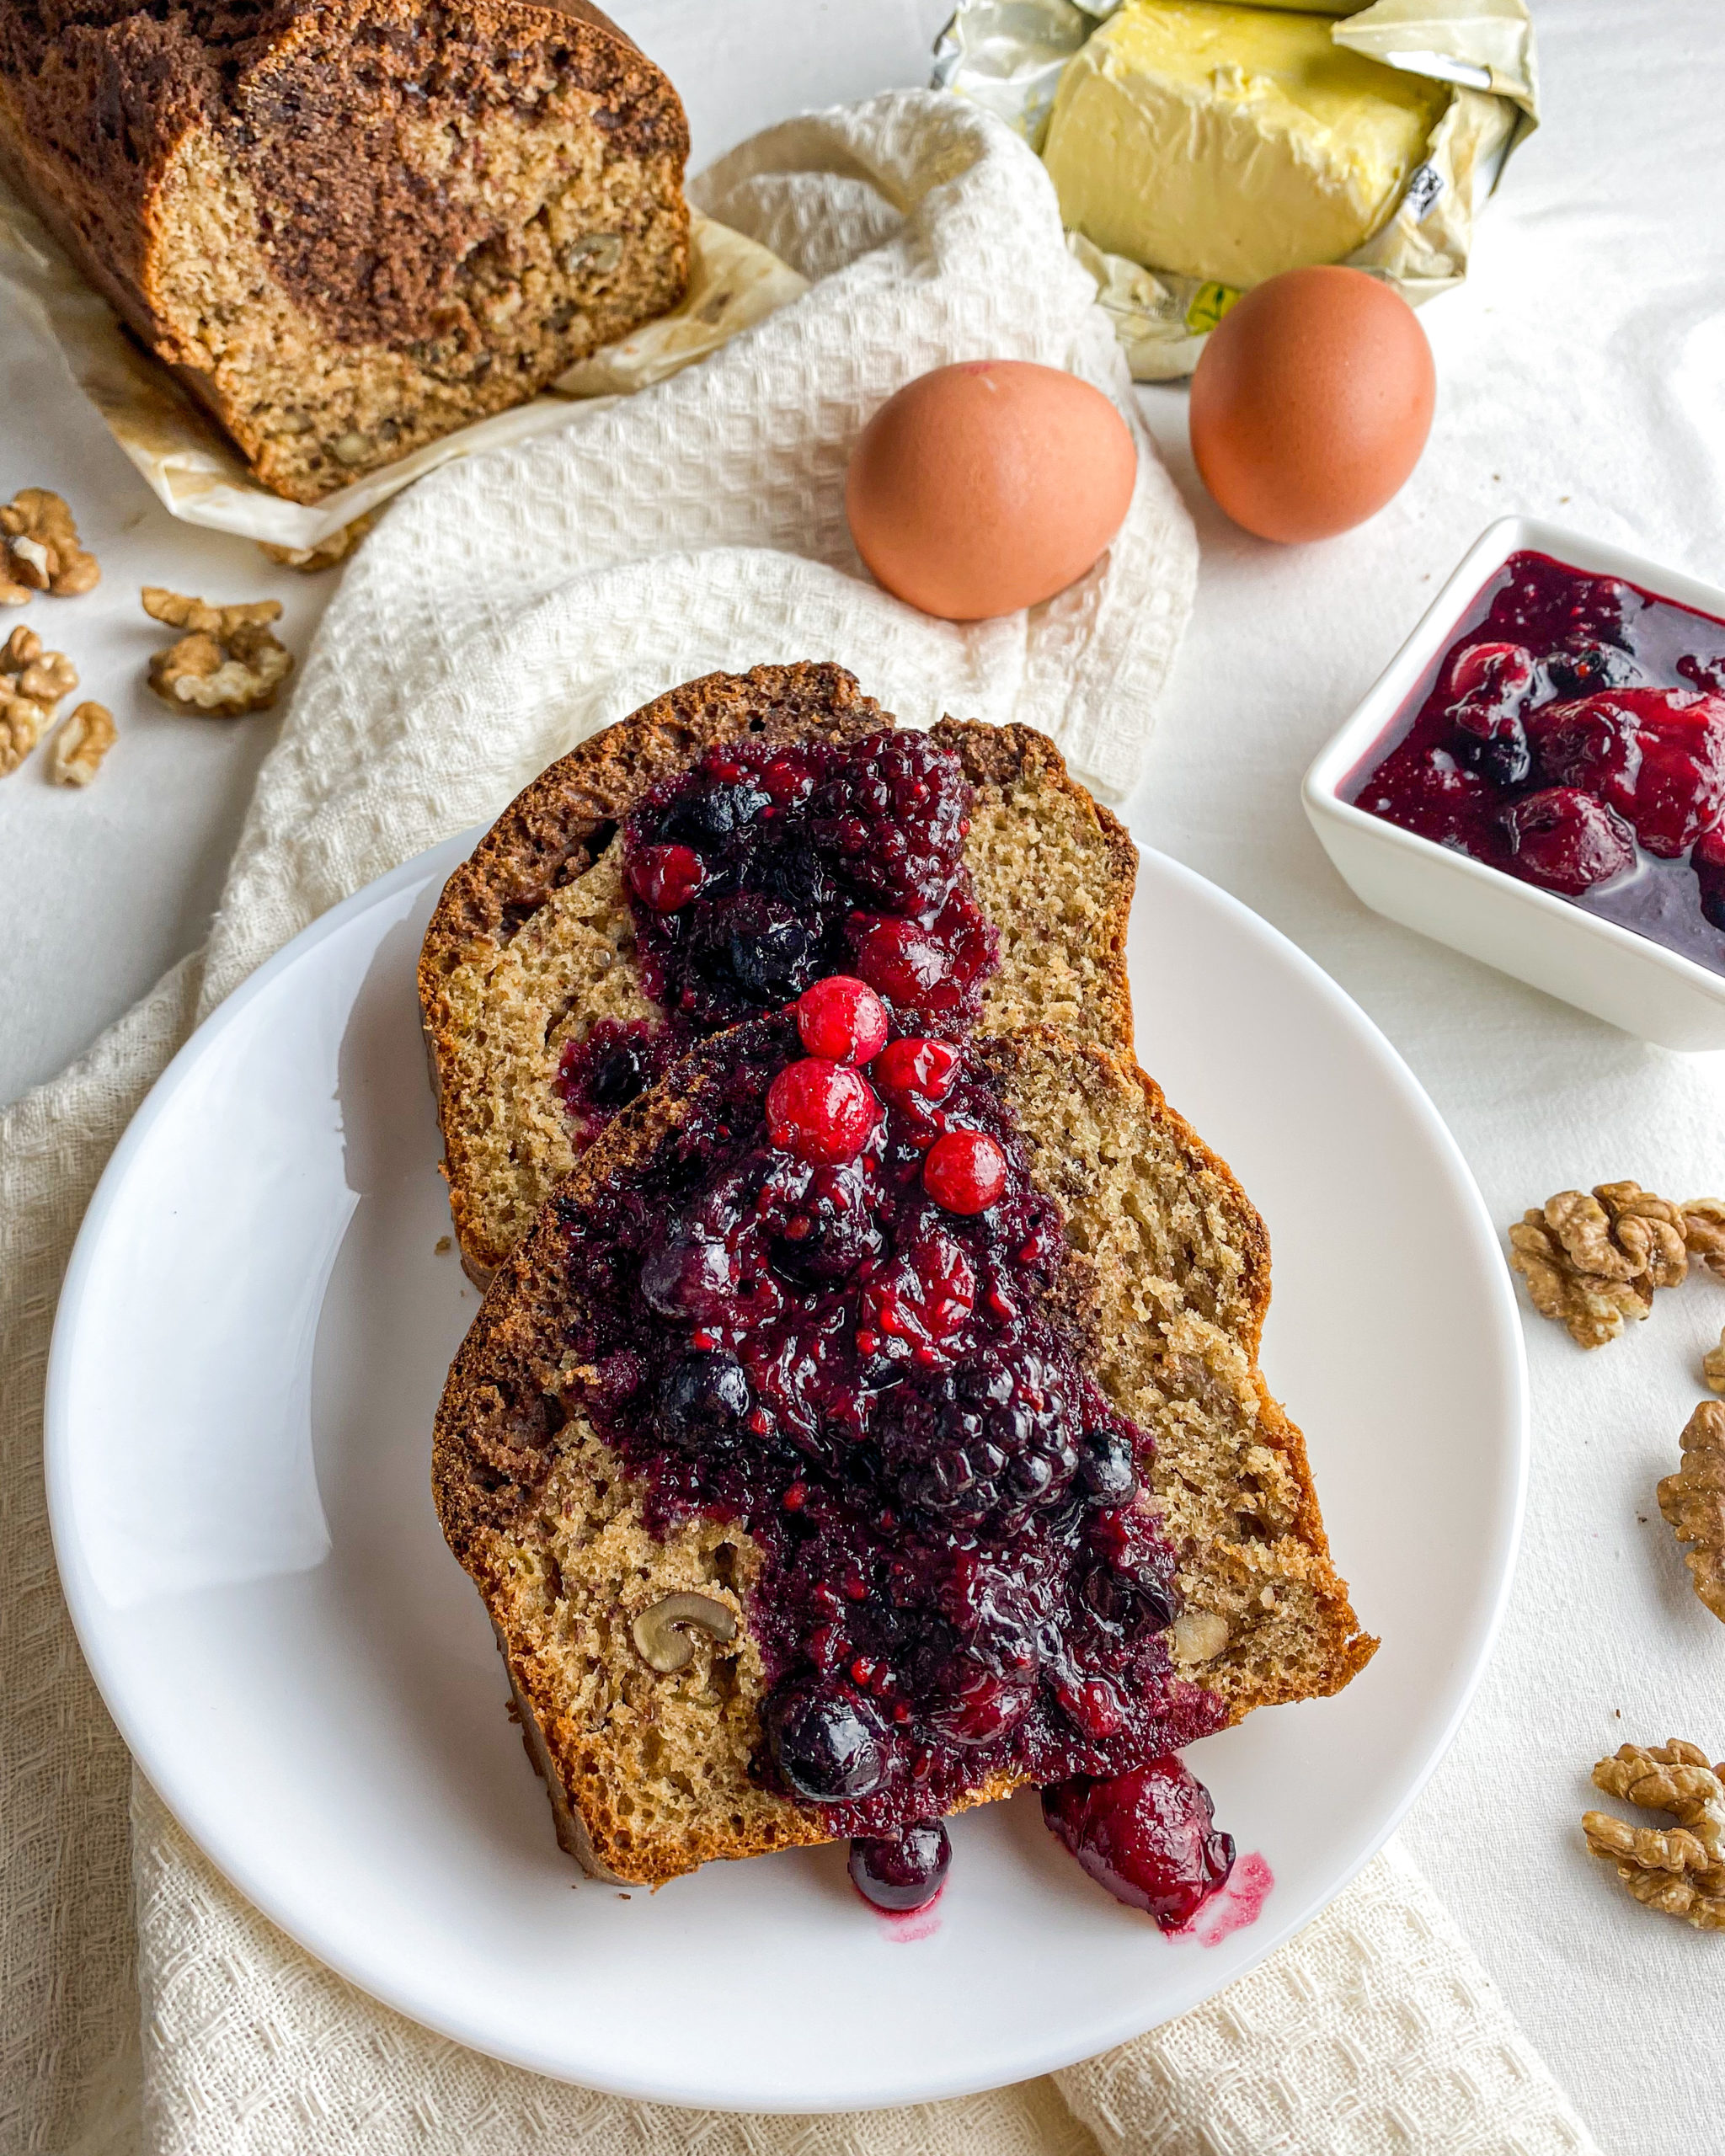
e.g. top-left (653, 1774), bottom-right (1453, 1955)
top-left (45, 830), bottom-right (1526, 2112)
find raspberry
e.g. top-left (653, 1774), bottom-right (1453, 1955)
top-left (765, 1057), bottom-right (880, 1165)
top-left (626, 842), bottom-right (706, 912)
top-left (795, 975), bottom-right (889, 1064)
top-left (923, 1128), bottom-right (1008, 1214)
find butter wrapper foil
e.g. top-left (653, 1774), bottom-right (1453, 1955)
top-left (934, 0), bottom-right (1540, 380)
top-left (0, 193), bottom-right (808, 553)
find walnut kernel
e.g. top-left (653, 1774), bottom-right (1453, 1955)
top-left (1509, 1181), bottom-right (1698, 1348)
top-left (0, 488), bottom-right (99, 604)
top-left (0, 625), bottom-right (78, 776)
top-left (142, 588), bottom-right (292, 718)
top-left (47, 702), bottom-right (115, 786)
top-left (1705, 1331), bottom-right (1725, 1396)
top-left (1658, 1401), bottom-right (1725, 1622)
top-left (1583, 1739), bottom-right (1725, 1929)
top-left (1685, 1198), bottom-right (1725, 1280)
top-left (1171, 1611), bottom-right (1231, 1665)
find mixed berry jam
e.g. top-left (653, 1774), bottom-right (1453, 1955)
top-left (556, 1003), bottom-right (1229, 1859)
top-left (1343, 551), bottom-right (1725, 976)
top-left (557, 731), bottom-right (1000, 1134)
top-left (554, 1020), bottom-right (677, 1147)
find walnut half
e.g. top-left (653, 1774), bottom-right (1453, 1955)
top-left (1, 488), bottom-right (99, 605)
top-left (1583, 1738), bottom-right (1725, 1930)
top-left (1658, 1401), bottom-right (1725, 1622)
top-left (0, 625), bottom-right (78, 777)
top-left (48, 702), bottom-right (115, 787)
top-left (1508, 1180), bottom-right (1723, 1348)
top-left (142, 588), bottom-right (292, 718)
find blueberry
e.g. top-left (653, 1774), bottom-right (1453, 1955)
top-left (766, 1685), bottom-right (887, 1800)
top-left (848, 1820), bottom-right (951, 1912)
top-left (1545, 640), bottom-right (1640, 699)
top-left (656, 1350), bottom-right (751, 1454)
top-left (724, 899), bottom-right (815, 1000)
top-left (1467, 733), bottom-right (1533, 790)
top-left (1078, 1428), bottom-right (1138, 1507)
top-left (660, 779), bottom-right (766, 846)
top-left (589, 1038), bottom-right (650, 1107)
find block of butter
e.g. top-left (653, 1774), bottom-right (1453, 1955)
top-left (1041, 0), bottom-right (1451, 289)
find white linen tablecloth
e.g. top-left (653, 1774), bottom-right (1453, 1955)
top-left (0, 83), bottom-right (1607, 2156)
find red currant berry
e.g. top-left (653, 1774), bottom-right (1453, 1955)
top-left (873, 1036), bottom-right (962, 1110)
top-left (765, 1058), bottom-right (880, 1165)
top-left (923, 1128), bottom-right (1007, 1214)
top-left (627, 842), bottom-right (706, 912)
top-left (795, 975), bottom-right (889, 1064)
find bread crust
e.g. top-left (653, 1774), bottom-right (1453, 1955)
top-left (433, 1018), bottom-right (1375, 1886)
top-left (933, 716), bottom-right (1138, 1099)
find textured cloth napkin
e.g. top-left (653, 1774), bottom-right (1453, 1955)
top-left (1, 91), bottom-right (1598, 2156)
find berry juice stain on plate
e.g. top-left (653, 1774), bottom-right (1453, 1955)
top-left (1188, 1850), bottom-right (1275, 1947)
top-left (1343, 550), bottom-right (1725, 976)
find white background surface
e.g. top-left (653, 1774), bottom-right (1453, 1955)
top-left (4, 2), bottom-right (1723, 2149)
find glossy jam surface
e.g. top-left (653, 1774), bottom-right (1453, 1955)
top-left (558, 1011), bottom-right (1226, 1840)
top-left (624, 730), bottom-right (999, 1036)
top-left (1042, 1756), bottom-right (1236, 1932)
top-left (1344, 551), bottom-right (1725, 976)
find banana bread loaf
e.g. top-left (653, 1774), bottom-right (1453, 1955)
top-left (0, 1), bottom-right (690, 502)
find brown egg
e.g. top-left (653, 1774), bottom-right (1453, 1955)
top-left (846, 360), bottom-right (1137, 621)
top-left (1189, 267), bottom-right (1435, 544)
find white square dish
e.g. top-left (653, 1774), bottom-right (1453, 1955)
top-left (1303, 516), bottom-right (1725, 1053)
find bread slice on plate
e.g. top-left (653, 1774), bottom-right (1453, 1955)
top-left (419, 663), bottom-right (1138, 1282)
top-left (432, 1017), bottom-right (1375, 1887)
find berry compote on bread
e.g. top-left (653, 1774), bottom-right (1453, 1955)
top-left (433, 1011), bottom-right (1376, 1909)
top-left (419, 664), bottom-right (1138, 1281)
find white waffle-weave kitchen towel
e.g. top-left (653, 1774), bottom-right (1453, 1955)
top-left (0, 89), bottom-right (1599, 2156)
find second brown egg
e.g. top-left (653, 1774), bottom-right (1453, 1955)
top-left (1189, 266), bottom-right (1435, 545)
